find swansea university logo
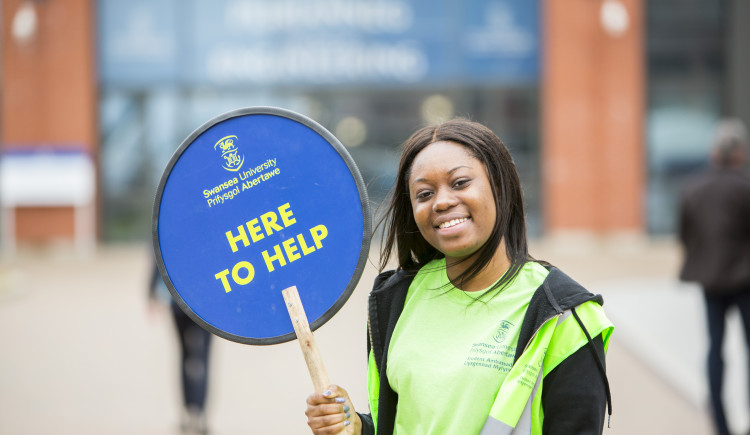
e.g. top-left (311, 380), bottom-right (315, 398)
top-left (493, 320), bottom-right (514, 344)
top-left (214, 135), bottom-right (244, 172)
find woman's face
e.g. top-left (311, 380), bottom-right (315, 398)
top-left (408, 141), bottom-right (497, 262)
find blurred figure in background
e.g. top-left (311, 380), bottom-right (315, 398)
top-left (149, 263), bottom-right (213, 435)
top-left (678, 119), bottom-right (750, 435)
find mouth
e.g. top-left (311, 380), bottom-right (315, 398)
top-left (437, 217), bottom-right (470, 229)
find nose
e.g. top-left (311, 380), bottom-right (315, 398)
top-left (432, 187), bottom-right (458, 212)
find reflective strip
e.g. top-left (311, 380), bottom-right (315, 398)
top-left (482, 311), bottom-right (571, 434)
top-left (511, 366), bottom-right (540, 435)
top-left (515, 311), bottom-right (571, 433)
top-left (479, 416), bottom-right (514, 435)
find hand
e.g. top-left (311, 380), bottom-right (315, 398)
top-left (305, 385), bottom-right (361, 435)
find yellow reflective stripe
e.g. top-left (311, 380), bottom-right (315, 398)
top-left (488, 316), bottom-right (558, 426)
top-left (487, 302), bottom-right (614, 433)
top-left (367, 349), bottom-right (379, 432)
top-left (543, 301), bottom-right (614, 376)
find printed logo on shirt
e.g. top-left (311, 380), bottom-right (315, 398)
top-left (462, 319), bottom-right (519, 373)
top-left (493, 320), bottom-right (514, 344)
top-left (464, 339), bottom-right (517, 373)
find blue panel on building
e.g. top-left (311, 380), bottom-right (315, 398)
top-left (98, 0), bottom-right (181, 85)
top-left (99, 0), bottom-right (539, 86)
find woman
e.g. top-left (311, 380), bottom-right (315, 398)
top-left (305, 119), bottom-right (614, 434)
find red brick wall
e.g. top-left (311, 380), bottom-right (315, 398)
top-left (1, 0), bottom-right (97, 243)
top-left (542, 0), bottom-right (645, 233)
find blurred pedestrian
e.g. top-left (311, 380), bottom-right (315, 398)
top-left (678, 118), bottom-right (750, 435)
top-left (304, 118), bottom-right (614, 434)
top-left (149, 262), bottom-right (212, 435)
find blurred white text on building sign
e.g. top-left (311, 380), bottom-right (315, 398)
top-left (98, 0), bottom-right (539, 87)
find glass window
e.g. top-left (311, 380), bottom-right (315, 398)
top-left (99, 87), bottom-right (540, 241)
top-left (646, 0), bottom-right (726, 234)
top-left (97, 0), bottom-right (542, 241)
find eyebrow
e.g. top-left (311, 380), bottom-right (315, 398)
top-left (411, 165), bottom-right (471, 185)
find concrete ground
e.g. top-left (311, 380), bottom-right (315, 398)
top-left (0, 238), bottom-right (743, 434)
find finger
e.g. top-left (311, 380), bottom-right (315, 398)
top-left (307, 415), bottom-right (352, 434)
top-left (306, 392), bottom-right (346, 406)
top-left (323, 385), bottom-right (349, 399)
top-left (305, 402), bottom-right (349, 417)
top-left (307, 411), bottom-right (348, 430)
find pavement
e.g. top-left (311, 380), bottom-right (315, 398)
top-left (0, 237), bottom-right (745, 434)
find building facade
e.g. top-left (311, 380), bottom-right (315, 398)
top-left (1, 0), bottom-right (748, 248)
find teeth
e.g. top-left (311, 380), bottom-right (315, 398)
top-left (439, 218), bottom-right (468, 229)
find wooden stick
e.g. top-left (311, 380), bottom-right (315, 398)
top-left (282, 285), bottom-right (331, 392)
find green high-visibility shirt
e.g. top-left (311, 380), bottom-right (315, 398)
top-left (386, 259), bottom-right (549, 434)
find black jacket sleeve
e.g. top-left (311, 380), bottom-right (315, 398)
top-left (358, 412), bottom-right (374, 435)
top-left (541, 334), bottom-right (607, 435)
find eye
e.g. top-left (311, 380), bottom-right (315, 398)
top-left (453, 178), bottom-right (471, 189)
top-left (415, 190), bottom-right (433, 202)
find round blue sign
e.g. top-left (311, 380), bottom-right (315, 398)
top-left (153, 107), bottom-right (371, 345)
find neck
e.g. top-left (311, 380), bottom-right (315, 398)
top-left (446, 240), bottom-right (512, 292)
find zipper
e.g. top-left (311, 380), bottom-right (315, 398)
top-left (367, 308), bottom-right (374, 355)
top-left (367, 294), bottom-right (377, 367)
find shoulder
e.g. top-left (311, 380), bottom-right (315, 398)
top-left (680, 170), bottom-right (715, 199)
top-left (685, 169), bottom-right (750, 197)
top-left (514, 265), bottom-right (604, 360)
top-left (371, 268), bottom-right (417, 295)
top-left (726, 170), bottom-right (750, 192)
top-left (371, 259), bottom-right (444, 295)
top-left (514, 260), bottom-right (551, 287)
top-left (536, 267), bottom-right (612, 351)
top-left (368, 268), bottom-right (418, 317)
top-left (538, 267), bottom-right (603, 311)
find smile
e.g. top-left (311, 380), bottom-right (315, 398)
top-left (438, 218), bottom-right (469, 229)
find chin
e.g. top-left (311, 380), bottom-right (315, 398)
top-left (441, 247), bottom-right (481, 262)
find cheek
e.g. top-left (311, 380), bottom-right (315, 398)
top-left (410, 203), bottom-right (434, 238)
top-left (485, 202), bottom-right (497, 224)
top-left (476, 192), bottom-right (498, 229)
top-left (411, 203), bottom-right (428, 229)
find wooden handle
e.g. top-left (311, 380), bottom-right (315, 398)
top-left (282, 286), bottom-right (331, 392)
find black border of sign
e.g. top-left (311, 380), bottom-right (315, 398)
top-left (152, 106), bottom-right (372, 345)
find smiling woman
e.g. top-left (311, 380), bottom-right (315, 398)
top-left (381, 119), bottom-right (527, 295)
top-left (407, 141), bottom-right (502, 291)
top-left (303, 119), bottom-right (615, 435)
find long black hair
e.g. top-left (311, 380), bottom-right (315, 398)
top-left (375, 118), bottom-right (534, 294)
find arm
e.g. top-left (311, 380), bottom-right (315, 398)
top-left (305, 330), bottom-right (374, 434)
top-left (541, 334), bottom-right (607, 435)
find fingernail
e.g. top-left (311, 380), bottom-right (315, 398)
top-left (345, 412), bottom-right (351, 419)
top-left (323, 390), bottom-right (332, 397)
top-left (335, 397), bottom-right (346, 403)
top-left (345, 420), bottom-right (351, 426)
top-left (343, 405), bottom-right (350, 412)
